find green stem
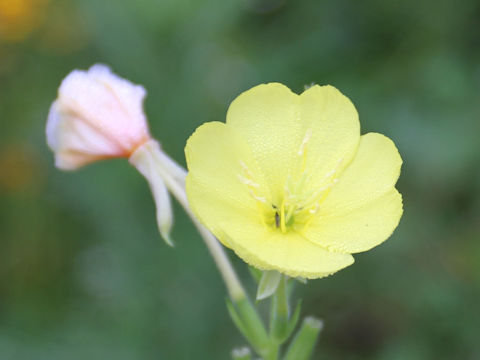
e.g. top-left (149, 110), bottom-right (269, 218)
top-left (130, 140), bottom-right (246, 301)
top-left (264, 345), bottom-right (279, 360)
top-left (271, 275), bottom-right (289, 342)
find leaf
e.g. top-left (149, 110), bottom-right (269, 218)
top-left (226, 299), bottom-right (254, 345)
top-left (285, 300), bottom-right (302, 339)
top-left (283, 316), bottom-right (324, 360)
top-left (256, 270), bottom-right (281, 301)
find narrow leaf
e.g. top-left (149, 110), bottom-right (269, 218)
top-left (234, 297), bottom-right (270, 354)
top-left (226, 299), bottom-right (252, 344)
top-left (283, 316), bottom-right (323, 360)
top-left (285, 300), bottom-right (302, 339)
top-left (257, 270), bottom-right (281, 301)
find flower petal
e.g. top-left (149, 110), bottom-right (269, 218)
top-left (226, 84), bottom-right (360, 200)
top-left (304, 189), bottom-right (403, 254)
top-left (321, 132), bottom-right (402, 215)
top-left (58, 65), bottom-right (150, 153)
top-left (298, 85), bottom-right (360, 189)
top-left (185, 121), bottom-right (266, 246)
top-left (46, 101), bottom-right (123, 170)
top-left (226, 83), bottom-right (303, 202)
top-left (217, 218), bottom-right (354, 279)
top-left (303, 133), bottom-right (403, 253)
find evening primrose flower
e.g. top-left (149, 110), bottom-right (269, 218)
top-left (46, 64), bottom-right (150, 170)
top-left (185, 83), bottom-right (403, 278)
top-left (46, 64), bottom-right (173, 245)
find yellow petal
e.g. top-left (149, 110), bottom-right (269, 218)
top-left (226, 84), bottom-right (360, 201)
top-left (185, 121), bottom-right (266, 247)
top-left (321, 132), bottom-right (402, 215)
top-left (304, 189), bottom-right (403, 254)
top-left (226, 83), bottom-right (303, 202)
top-left (304, 133), bottom-right (402, 253)
top-left (298, 85), bottom-right (360, 189)
top-left (217, 218), bottom-right (354, 279)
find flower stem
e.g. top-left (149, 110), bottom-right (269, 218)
top-left (132, 140), bottom-right (246, 301)
top-left (270, 275), bottom-right (289, 343)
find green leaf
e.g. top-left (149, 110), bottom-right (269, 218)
top-left (226, 299), bottom-right (253, 346)
top-left (257, 270), bottom-right (281, 301)
top-left (226, 297), bottom-right (270, 356)
top-left (285, 300), bottom-right (302, 339)
top-left (283, 316), bottom-right (323, 360)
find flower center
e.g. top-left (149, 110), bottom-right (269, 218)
top-left (266, 169), bottom-right (336, 233)
top-left (238, 129), bottom-right (343, 234)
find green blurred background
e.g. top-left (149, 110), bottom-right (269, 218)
top-left (0, 0), bottom-right (479, 359)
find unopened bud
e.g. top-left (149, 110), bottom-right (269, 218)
top-left (46, 64), bottom-right (150, 170)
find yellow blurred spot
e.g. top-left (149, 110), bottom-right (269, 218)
top-left (0, 0), bottom-right (50, 42)
top-left (0, 143), bottom-right (43, 193)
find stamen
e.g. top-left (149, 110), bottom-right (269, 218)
top-left (298, 129), bottom-right (312, 156)
top-left (239, 161), bottom-right (254, 177)
top-left (249, 189), bottom-right (267, 203)
top-left (237, 174), bottom-right (260, 188)
top-left (238, 160), bottom-right (268, 206)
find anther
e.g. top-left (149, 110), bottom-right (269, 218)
top-left (275, 212), bottom-right (280, 228)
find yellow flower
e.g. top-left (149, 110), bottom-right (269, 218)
top-left (185, 83), bottom-right (403, 279)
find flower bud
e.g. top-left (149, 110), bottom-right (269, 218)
top-left (46, 64), bottom-right (150, 170)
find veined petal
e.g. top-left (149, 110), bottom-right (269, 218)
top-left (226, 84), bottom-right (360, 201)
top-left (58, 65), bottom-right (150, 153)
top-left (305, 189), bottom-right (403, 254)
top-left (47, 101), bottom-right (123, 170)
top-left (321, 132), bottom-right (402, 215)
top-left (304, 133), bottom-right (403, 253)
top-left (185, 121), bottom-right (266, 246)
top-left (87, 64), bottom-right (147, 124)
top-left (218, 218), bottom-right (354, 279)
top-left (298, 85), bottom-right (360, 189)
top-left (226, 83), bottom-right (303, 202)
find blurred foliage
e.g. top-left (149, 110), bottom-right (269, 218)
top-left (0, 0), bottom-right (479, 359)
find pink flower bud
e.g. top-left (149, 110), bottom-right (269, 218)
top-left (46, 64), bottom-right (151, 170)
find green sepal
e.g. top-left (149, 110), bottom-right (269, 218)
top-left (285, 300), bottom-right (302, 340)
top-left (226, 297), bottom-right (270, 356)
top-left (226, 299), bottom-right (255, 347)
top-left (283, 316), bottom-right (323, 360)
top-left (257, 270), bottom-right (281, 301)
